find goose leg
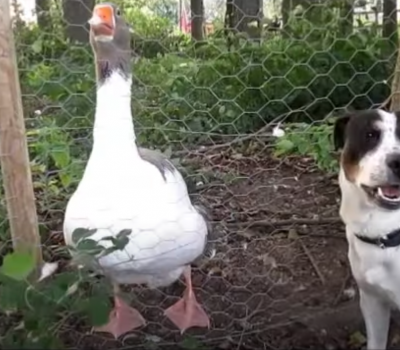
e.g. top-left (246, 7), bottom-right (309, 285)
top-left (93, 284), bottom-right (146, 339)
top-left (164, 265), bottom-right (210, 333)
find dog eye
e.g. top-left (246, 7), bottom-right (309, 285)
top-left (115, 8), bottom-right (121, 16)
top-left (366, 130), bottom-right (380, 140)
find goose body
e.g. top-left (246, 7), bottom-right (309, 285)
top-left (64, 74), bottom-right (207, 287)
top-left (63, 3), bottom-right (210, 338)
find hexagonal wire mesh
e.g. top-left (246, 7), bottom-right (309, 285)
top-left (1, 0), bottom-right (398, 349)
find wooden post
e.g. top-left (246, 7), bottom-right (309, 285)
top-left (0, 1), bottom-right (42, 267)
top-left (178, 0), bottom-right (182, 32)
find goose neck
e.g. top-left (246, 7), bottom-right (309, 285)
top-left (93, 71), bottom-right (136, 147)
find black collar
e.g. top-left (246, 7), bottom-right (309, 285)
top-left (356, 228), bottom-right (400, 248)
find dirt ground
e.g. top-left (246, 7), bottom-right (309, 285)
top-left (49, 147), bottom-right (388, 350)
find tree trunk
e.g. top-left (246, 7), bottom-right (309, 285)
top-left (338, 0), bottom-right (354, 37)
top-left (225, 0), bottom-right (235, 33)
top-left (35, 0), bottom-right (52, 31)
top-left (191, 0), bottom-right (204, 41)
top-left (224, 0), bottom-right (234, 49)
top-left (383, 0), bottom-right (398, 47)
top-left (389, 48), bottom-right (400, 111)
top-left (281, 0), bottom-right (292, 38)
top-left (62, 0), bottom-right (95, 44)
top-left (231, 0), bottom-right (263, 34)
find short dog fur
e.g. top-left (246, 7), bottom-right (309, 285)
top-left (334, 109), bottom-right (400, 350)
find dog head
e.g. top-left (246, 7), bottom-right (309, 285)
top-left (334, 109), bottom-right (400, 210)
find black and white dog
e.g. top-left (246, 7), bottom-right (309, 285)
top-left (334, 109), bottom-right (400, 350)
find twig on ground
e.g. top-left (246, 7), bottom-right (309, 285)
top-left (235, 299), bottom-right (265, 350)
top-left (333, 269), bottom-right (351, 306)
top-left (300, 232), bottom-right (345, 240)
top-left (174, 109), bottom-right (307, 157)
top-left (227, 217), bottom-right (342, 229)
top-left (299, 237), bottom-right (326, 285)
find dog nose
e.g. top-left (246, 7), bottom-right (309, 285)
top-left (386, 153), bottom-right (400, 177)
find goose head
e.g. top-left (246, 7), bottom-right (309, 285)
top-left (88, 3), bottom-right (132, 82)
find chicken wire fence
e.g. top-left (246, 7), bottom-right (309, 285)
top-left (0, 0), bottom-right (398, 349)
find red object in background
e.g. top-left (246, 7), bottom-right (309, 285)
top-left (179, 0), bottom-right (191, 33)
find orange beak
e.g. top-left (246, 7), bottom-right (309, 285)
top-left (88, 5), bottom-right (115, 37)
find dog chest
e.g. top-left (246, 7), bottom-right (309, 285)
top-left (349, 241), bottom-right (400, 307)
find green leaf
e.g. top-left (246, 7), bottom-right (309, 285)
top-left (50, 148), bottom-right (70, 168)
top-left (0, 278), bottom-right (24, 310)
top-left (1, 252), bottom-right (35, 281)
top-left (98, 246), bottom-right (120, 257)
top-left (276, 139), bottom-right (294, 153)
top-left (179, 335), bottom-right (208, 350)
top-left (83, 296), bottom-right (112, 327)
top-left (297, 140), bottom-right (309, 155)
top-left (59, 172), bottom-right (72, 188)
top-left (72, 228), bottom-right (97, 244)
top-left (116, 229), bottom-right (132, 239)
top-left (31, 39), bottom-right (42, 54)
top-left (226, 109), bottom-right (235, 118)
top-left (75, 239), bottom-right (104, 256)
top-left (115, 236), bottom-right (130, 250)
top-left (100, 236), bottom-right (118, 244)
top-left (348, 331), bottom-right (366, 348)
top-left (100, 230), bottom-right (131, 251)
top-left (115, 229), bottom-right (132, 250)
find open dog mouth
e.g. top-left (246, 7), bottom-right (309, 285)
top-left (362, 184), bottom-right (400, 207)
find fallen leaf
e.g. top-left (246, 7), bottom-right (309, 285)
top-left (391, 334), bottom-right (400, 345)
top-left (257, 253), bottom-right (277, 267)
top-left (232, 153), bottom-right (243, 159)
top-left (288, 228), bottom-right (299, 240)
top-left (348, 331), bottom-right (366, 348)
top-left (65, 282), bottom-right (80, 297)
top-left (343, 287), bottom-right (356, 299)
top-left (272, 125), bottom-right (285, 137)
top-left (38, 261), bottom-right (59, 282)
top-left (14, 321), bottom-right (25, 330)
top-left (207, 266), bottom-right (222, 276)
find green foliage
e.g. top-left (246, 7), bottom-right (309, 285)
top-left (11, 7), bottom-right (391, 236)
top-left (1, 252), bottom-right (35, 281)
top-left (274, 122), bottom-right (338, 173)
top-left (69, 228), bottom-right (132, 264)
top-left (17, 12), bottom-right (392, 153)
top-left (107, 0), bottom-right (186, 58)
top-left (179, 335), bottom-right (210, 350)
top-left (132, 32), bottom-right (390, 147)
top-left (0, 228), bottom-right (131, 348)
top-left (116, 0), bottom-right (178, 22)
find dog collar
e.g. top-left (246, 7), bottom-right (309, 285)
top-left (355, 228), bottom-right (400, 248)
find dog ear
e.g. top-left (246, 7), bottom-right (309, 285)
top-left (333, 114), bottom-right (351, 151)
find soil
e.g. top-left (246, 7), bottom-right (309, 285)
top-left (18, 148), bottom-right (400, 349)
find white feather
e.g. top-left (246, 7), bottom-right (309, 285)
top-left (63, 72), bottom-right (207, 287)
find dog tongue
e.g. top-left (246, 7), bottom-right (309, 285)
top-left (380, 185), bottom-right (400, 198)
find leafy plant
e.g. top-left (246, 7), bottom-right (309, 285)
top-left (0, 228), bottom-right (131, 349)
top-left (273, 121), bottom-right (338, 173)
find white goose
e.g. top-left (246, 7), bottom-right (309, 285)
top-left (63, 2), bottom-right (211, 339)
